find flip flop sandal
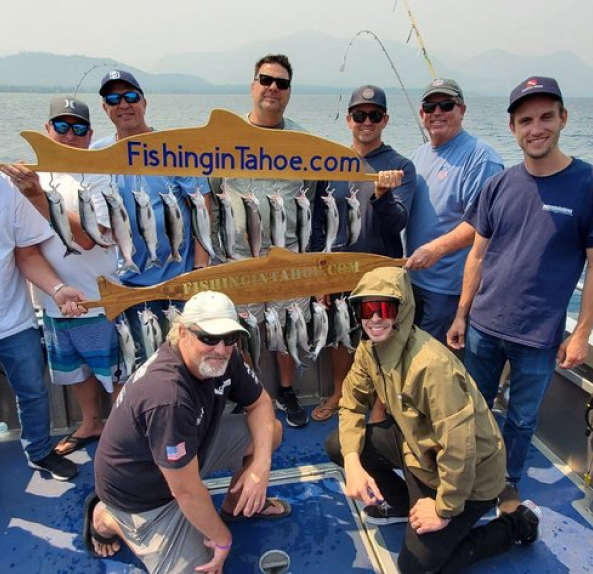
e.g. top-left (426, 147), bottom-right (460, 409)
top-left (220, 497), bottom-right (292, 523)
top-left (83, 492), bottom-right (120, 558)
top-left (311, 401), bottom-right (339, 422)
top-left (54, 432), bottom-right (101, 456)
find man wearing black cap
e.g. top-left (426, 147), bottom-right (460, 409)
top-left (309, 84), bottom-right (416, 422)
top-left (87, 291), bottom-right (289, 573)
top-left (92, 69), bottom-right (212, 364)
top-left (448, 76), bottom-right (593, 512)
top-left (2, 96), bottom-right (122, 459)
top-left (404, 79), bottom-right (504, 344)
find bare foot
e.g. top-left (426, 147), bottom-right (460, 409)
top-left (92, 501), bottom-right (122, 557)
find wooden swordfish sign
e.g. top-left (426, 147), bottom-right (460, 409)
top-left (84, 249), bottom-right (406, 321)
top-left (7, 108), bottom-right (379, 182)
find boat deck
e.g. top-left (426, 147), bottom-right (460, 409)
top-left (1, 406), bottom-right (592, 574)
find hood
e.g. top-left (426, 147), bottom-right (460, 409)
top-left (349, 266), bottom-right (415, 353)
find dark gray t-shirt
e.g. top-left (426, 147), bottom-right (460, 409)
top-left (95, 342), bottom-right (262, 512)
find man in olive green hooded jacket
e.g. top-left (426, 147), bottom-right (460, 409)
top-left (326, 266), bottom-right (542, 573)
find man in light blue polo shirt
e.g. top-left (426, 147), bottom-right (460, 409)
top-left (405, 79), bottom-right (503, 343)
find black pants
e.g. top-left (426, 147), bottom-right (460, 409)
top-left (326, 418), bottom-right (528, 574)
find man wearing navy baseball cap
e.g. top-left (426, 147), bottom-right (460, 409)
top-left (449, 75), bottom-right (593, 514)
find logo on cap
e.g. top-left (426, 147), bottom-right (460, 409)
top-left (432, 79), bottom-right (445, 87)
top-left (526, 79), bottom-right (538, 87)
top-left (109, 71), bottom-right (121, 80)
top-left (362, 88), bottom-right (375, 100)
top-left (63, 98), bottom-right (77, 110)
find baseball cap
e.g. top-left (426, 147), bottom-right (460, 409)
top-left (179, 291), bottom-right (247, 335)
top-left (99, 69), bottom-right (144, 96)
top-left (421, 78), bottom-right (464, 102)
top-left (507, 76), bottom-right (563, 113)
top-left (48, 96), bottom-right (90, 123)
top-left (348, 85), bottom-right (387, 111)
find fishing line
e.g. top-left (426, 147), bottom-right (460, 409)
top-left (337, 29), bottom-right (428, 143)
top-left (74, 62), bottom-right (116, 96)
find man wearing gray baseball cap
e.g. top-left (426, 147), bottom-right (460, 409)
top-left (88, 291), bottom-right (290, 573)
top-left (404, 78), bottom-right (504, 344)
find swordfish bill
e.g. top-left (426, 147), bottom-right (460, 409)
top-left (81, 248), bottom-right (407, 321)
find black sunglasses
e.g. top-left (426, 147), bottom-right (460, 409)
top-left (188, 329), bottom-right (241, 347)
top-left (255, 73), bottom-right (291, 91)
top-left (421, 100), bottom-right (458, 114)
top-left (350, 110), bottom-right (386, 124)
top-left (103, 91), bottom-right (143, 107)
top-left (50, 120), bottom-right (91, 137)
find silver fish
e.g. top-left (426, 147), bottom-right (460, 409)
top-left (78, 184), bottom-right (112, 248)
top-left (264, 307), bottom-right (287, 354)
top-left (334, 296), bottom-right (355, 352)
top-left (322, 187), bottom-right (339, 253)
top-left (241, 190), bottom-right (263, 258)
top-left (188, 188), bottom-right (216, 261)
top-left (133, 187), bottom-right (162, 270)
top-left (292, 303), bottom-right (310, 354)
top-left (295, 185), bottom-right (312, 253)
top-left (138, 308), bottom-right (163, 359)
top-left (267, 190), bottom-right (286, 248)
top-left (307, 301), bottom-right (329, 361)
top-left (217, 185), bottom-right (240, 260)
top-left (239, 310), bottom-right (262, 374)
top-left (160, 186), bottom-right (185, 264)
top-left (102, 188), bottom-right (140, 275)
top-left (45, 186), bottom-right (81, 256)
top-left (115, 319), bottom-right (136, 378)
top-left (163, 303), bottom-right (181, 334)
top-left (346, 186), bottom-right (362, 245)
top-left (284, 306), bottom-right (307, 376)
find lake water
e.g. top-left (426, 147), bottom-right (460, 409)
top-left (1, 92), bottom-right (593, 165)
top-left (1, 91), bottom-right (590, 316)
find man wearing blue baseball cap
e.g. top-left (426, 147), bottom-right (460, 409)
top-left (92, 70), bottom-right (212, 365)
top-left (448, 76), bottom-right (593, 513)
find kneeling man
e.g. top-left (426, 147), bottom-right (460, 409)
top-left (326, 267), bottom-right (541, 574)
top-left (85, 291), bottom-right (290, 574)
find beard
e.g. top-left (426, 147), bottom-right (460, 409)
top-left (197, 353), bottom-right (231, 378)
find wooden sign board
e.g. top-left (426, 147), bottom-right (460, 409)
top-left (84, 248), bottom-right (406, 321)
top-left (7, 109), bottom-right (377, 182)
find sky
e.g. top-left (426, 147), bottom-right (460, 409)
top-left (2, 0), bottom-right (592, 70)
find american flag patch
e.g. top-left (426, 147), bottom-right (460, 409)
top-left (166, 442), bottom-right (186, 461)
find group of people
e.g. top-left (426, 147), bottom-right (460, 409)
top-left (0, 52), bottom-right (591, 574)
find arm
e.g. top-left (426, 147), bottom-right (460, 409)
top-left (3, 164), bottom-right (96, 250)
top-left (228, 390), bottom-right (276, 517)
top-left (404, 220), bottom-right (475, 270)
top-left (557, 247), bottom-right (593, 369)
top-left (14, 244), bottom-right (86, 316)
top-left (447, 233), bottom-right (489, 350)
top-left (161, 457), bottom-right (232, 573)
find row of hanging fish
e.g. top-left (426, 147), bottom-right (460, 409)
top-left (115, 303), bottom-right (181, 379)
top-left (214, 183), bottom-right (361, 262)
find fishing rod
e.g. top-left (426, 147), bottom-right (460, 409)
top-left (74, 62), bottom-right (115, 96)
top-left (395, 0), bottom-right (437, 80)
top-left (339, 29), bottom-right (428, 144)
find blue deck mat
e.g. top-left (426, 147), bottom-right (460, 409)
top-left (0, 407), bottom-right (592, 573)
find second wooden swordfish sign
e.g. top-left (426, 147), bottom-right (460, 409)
top-left (16, 108), bottom-right (378, 182)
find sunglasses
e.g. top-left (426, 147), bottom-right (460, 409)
top-left (354, 300), bottom-right (399, 321)
top-left (50, 120), bottom-right (91, 137)
top-left (188, 329), bottom-right (241, 347)
top-left (255, 73), bottom-right (291, 91)
top-left (350, 110), bottom-right (386, 124)
top-left (421, 100), bottom-right (458, 114)
top-left (103, 91), bottom-right (143, 107)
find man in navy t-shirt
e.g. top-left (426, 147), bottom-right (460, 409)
top-left (86, 291), bottom-right (290, 573)
top-left (448, 77), bottom-right (593, 513)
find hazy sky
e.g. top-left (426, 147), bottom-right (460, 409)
top-left (3, 0), bottom-right (592, 70)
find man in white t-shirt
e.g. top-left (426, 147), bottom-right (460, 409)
top-left (2, 96), bottom-right (122, 457)
top-left (0, 173), bottom-right (85, 480)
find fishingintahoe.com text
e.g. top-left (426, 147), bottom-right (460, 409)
top-left (126, 141), bottom-right (363, 176)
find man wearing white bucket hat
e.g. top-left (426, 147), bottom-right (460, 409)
top-left (86, 291), bottom-right (290, 574)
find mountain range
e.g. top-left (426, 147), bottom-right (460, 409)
top-left (1, 31), bottom-right (592, 96)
